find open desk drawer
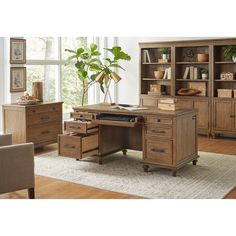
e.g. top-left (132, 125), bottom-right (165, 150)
top-left (58, 133), bottom-right (98, 159)
top-left (93, 113), bottom-right (142, 128)
top-left (64, 120), bottom-right (98, 134)
top-left (70, 112), bottom-right (95, 121)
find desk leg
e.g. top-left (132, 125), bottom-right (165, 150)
top-left (172, 169), bottom-right (177, 177)
top-left (98, 156), bottom-right (103, 165)
top-left (192, 159), bottom-right (198, 165)
top-left (122, 149), bottom-right (127, 155)
top-left (143, 164), bottom-right (149, 172)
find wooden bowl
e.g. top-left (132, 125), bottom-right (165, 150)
top-left (154, 71), bottom-right (164, 79)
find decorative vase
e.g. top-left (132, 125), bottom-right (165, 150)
top-left (202, 73), bottom-right (208, 80)
top-left (32, 82), bottom-right (43, 102)
top-left (232, 56), bottom-right (236, 62)
top-left (197, 53), bottom-right (209, 62)
top-left (154, 70), bottom-right (164, 79)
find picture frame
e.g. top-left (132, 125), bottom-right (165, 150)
top-left (10, 38), bottom-right (26, 64)
top-left (10, 67), bottom-right (27, 92)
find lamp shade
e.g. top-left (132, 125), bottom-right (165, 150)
top-left (95, 71), bottom-right (105, 83)
top-left (111, 72), bottom-right (122, 83)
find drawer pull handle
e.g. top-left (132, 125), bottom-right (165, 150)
top-left (192, 116), bottom-right (196, 120)
top-left (157, 119), bottom-right (161, 122)
top-left (40, 116), bottom-right (49, 120)
top-left (230, 115), bottom-right (235, 118)
top-left (41, 130), bottom-right (50, 135)
top-left (151, 130), bottom-right (165, 134)
top-left (64, 144), bottom-right (75, 149)
top-left (69, 126), bottom-right (81, 129)
top-left (151, 148), bottom-right (165, 153)
top-left (52, 107), bottom-right (56, 110)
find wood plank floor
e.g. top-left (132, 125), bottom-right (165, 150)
top-left (1, 135), bottom-right (236, 199)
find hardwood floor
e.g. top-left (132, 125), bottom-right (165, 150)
top-left (0, 135), bottom-right (236, 199)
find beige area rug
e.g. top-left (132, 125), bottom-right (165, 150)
top-left (35, 151), bottom-right (236, 199)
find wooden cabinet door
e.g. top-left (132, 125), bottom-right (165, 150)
top-left (213, 101), bottom-right (232, 131)
top-left (193, 100), bottom-right (209, 130)
top-left (233, 102), bottom-right (236, 131)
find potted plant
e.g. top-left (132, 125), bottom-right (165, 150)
top-left (160, 48), bottom-right (170, 60)
top-left (65, 44), bottom-right (102, 106)
top-left (224, 45), bottom-right (236, 62)
top-left (201, 68), bottom-right (208, 80)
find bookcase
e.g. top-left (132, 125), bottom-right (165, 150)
top-left (139, 38), bottom-right (236, 137)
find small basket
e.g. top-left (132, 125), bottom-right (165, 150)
top-left (217, 89), bottom-right (232, 98)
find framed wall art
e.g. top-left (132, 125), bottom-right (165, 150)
top-left (10, 38), bottom-right (26, 64)
top-left (10, 67), bottom-right (26, 92)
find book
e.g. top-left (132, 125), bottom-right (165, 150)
top-left (183, 67), bottom-right (190, 79)
top-left (163, 68), bottom-right (168, 79)
top-left (189, 66), bottom-right (194, 80)
top-left (158, 103), bottom-right (180, 111)
top-left (194, 67), bottom-right (200, 80)
top-left (167, 67), bottom-right (171, 80)
top-left (143, 50), bottom-right (147, 63)
top-left (159, 98), bottom-right (176, 104)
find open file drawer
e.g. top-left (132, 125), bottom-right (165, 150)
top-left (58, 133), bottom-right (98, 159)
top-left (93, 113), bottom-right (142, 128)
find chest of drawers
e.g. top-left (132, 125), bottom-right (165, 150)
top-left (3, 102), bottom-right (63, 148)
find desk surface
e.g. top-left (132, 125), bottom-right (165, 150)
top-left (73, 104), bottom-right (195, 117)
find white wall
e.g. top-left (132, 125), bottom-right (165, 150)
top-left (117, 37), bottom-right (218, 105)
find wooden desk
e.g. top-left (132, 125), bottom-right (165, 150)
top-left (59, 104), bottom-right (198, 176)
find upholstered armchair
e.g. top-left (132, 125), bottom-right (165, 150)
top-left (0, 134), bottom-right (35, 199)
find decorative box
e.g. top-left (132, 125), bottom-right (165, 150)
top-left (220, 72), bottom-right (235, 80)
top-left (217, 89), bottom-right (232, 98)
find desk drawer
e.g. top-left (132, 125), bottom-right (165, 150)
top-left (27, 122), bottom-right (61, 143)
top-left (145, 140), bottom-right (173, 165)
top-left (145, 125), bottom-right (172, 139)
top-left (27, 111), bottom-right (61, 125)
top-left (27, 103), bottom-right (61, 115)
top-left (145, 116), bottom-right (172, 125)
top-left (70, 112), bottom-right (95, 121)
top-left (64, 121), bottom-right (98, 134)
top-left (58, 134), bottom-right (98, 159)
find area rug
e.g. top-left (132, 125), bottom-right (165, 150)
top-left (35, 151), bottom-right (236, 199)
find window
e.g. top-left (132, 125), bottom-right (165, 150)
top-left (26, 37), bottom-right (89, 117)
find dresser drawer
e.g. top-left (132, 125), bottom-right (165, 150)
top-left (27, 122), bottom-right (61, 143)
top-left (27, 103), bottom-right (61, 115)
top-left (145, 125), bottom-right (172, 139)
top-left (145, 140), bottom-right (173, 165)
top-left (145, 116), bottom-right (172, 125)
top-left (27, 111), bottom-right (61, 125)
top-left (58, 133), bottom-right (98, 159)
top-left (64, 120), bottom-right (98, 134)
top-left (70, 112), bottom-right (95, 121)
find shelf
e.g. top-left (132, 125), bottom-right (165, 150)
top-left (142, 62), bottom-right (171, 65)
top-left (176, 62), bottom-right (209, 65)
top-left (175, 95), bottom-right (208, 98)
top-left (176, 79), bottom-right (208, 82)
top-left (215, 61), bottom-right (236, 64)
top-left (215, 80), bottom-right (236, 82)
top-left (142, 78), bottom-right (171, 81)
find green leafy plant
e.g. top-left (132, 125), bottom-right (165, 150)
top-left (98, 47), bottom-right (131, 102)
top-left (65, 44), bottom-right (102, 106)
top-left (160, 48), bottom-right (170, 54)
top-left (65, 44), bottom-right (131, 105)
top-left (224, 45), bottom-right (236, 59)
top-left (201, 68), bottom-right (208, 74)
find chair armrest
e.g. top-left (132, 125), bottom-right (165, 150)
top-left (0, 143), bottom-right (35, 194)
top-left (0, 134), bottom-right (12, 146)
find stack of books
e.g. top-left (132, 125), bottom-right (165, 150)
top-left (163, 67), bottom-right (171, 80)
top-left (158, 98), bottom-right (180, 111)
top-left (183, 66), bottom-right (200, 80)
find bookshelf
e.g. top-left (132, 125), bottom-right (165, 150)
top-left (139, 38), bottom-right (236, 137)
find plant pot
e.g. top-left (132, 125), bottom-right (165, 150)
top-left (154, 70), bottom-right (164, 79)
top-left (197, 53), bottom-right (209, 62)
top-left (232, 56), bottom-right (236, 62)
top-left (162, 54), bottom-right (169, 60)
top-left (202, 73), bottom-right (208, 80)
